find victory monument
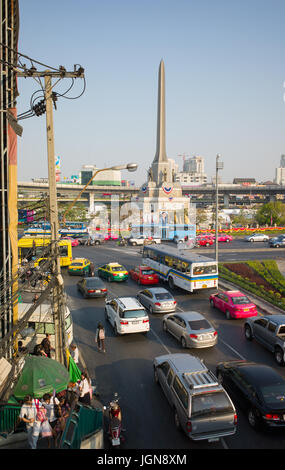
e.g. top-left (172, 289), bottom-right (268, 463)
top-left (134, 60), bottom-right (195, 239)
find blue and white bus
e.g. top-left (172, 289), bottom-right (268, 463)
top-left (142, 244), bottom-right (218, 292)
top-left (131, 223), bottom-right (196, 241)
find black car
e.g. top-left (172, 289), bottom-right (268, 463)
top-left (216, 360), bottom-right (285, 431)
top-left (77, 276), bottom-right (107, 298)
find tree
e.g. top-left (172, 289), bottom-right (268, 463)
top-left (256, 201), bottom-right (285, 226)
top-left (58, 203), bottom-right (88, 222)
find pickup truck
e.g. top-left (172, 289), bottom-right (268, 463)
top-left (128, 235), bottom-right (161, 246)
top-left (244, 315), bottom-right (285, 365)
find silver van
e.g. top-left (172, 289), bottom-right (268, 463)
top-left (153, 353), bottom-right (237, 442)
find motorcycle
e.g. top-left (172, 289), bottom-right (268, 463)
top-left (117, 238), bottom-right (128, 247)
top-left (104, 393), bottom-right (124, 447)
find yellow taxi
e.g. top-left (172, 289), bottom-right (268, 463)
top-left (97, 262), bottom-right (128, 282)
top-left (68, 258), bottom-right (91, 276)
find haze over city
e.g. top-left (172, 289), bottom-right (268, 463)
top-left (17, 0), bottom-right (285, 185)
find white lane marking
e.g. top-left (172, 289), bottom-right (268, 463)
top-left (149, 327), bottom-right (172, 355)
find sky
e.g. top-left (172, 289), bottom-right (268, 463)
top-left (17, 0), bottom-right (285, 186)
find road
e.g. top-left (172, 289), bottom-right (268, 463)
top-left (64, 240), bottom-right (285, 449)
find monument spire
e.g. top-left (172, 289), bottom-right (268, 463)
top-left (153, 59), bottom-right (168, 163)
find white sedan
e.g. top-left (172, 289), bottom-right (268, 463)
top-left (244, 233), bottom-right (269, 242)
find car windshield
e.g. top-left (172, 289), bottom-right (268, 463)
top-left (122, 309), bottom-right (147, 319)
top-left (193, 265), bottom-right (217, 275)
top-left (155, 292), bottom-right (172, 300)
top-left (71, 263), bottom-right (83, 267)
top-left (86, 279), bottom-right (104, 287)
top-left (188, 319), bottom-right (211, 330)
top-left (260, 383), bottom-right (285, 406)
top-left (191, 391), bottom-right (233, 418)
top-left (111, 266), bottom-right (125, 271)
top-left (231, 296), bottom-right (251, 305)
top-left (141, 269), bottom-right (155, 275)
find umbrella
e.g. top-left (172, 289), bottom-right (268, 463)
top-left (13, 355), bottom-right (70, 400)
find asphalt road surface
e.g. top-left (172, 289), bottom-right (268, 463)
top-left (63, 240), bottom-right (285, 450)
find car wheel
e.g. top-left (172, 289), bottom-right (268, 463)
top-left (275, 244), bottom-right (280, 248)
top-left (95, 241), bottom-right (100, 245)
top-left (217, 371), bottom-right (223, 384)
top-left (205, 242), bottom-right (209, 247)
top-left (168, 277), bottom-right (174, 290)
top-left (274, 347), bottom-right (284, 366)
top-left (210, 299), bottom-right (215, 308)
top-left (132, 242), bottom-right (137, 246)
top-left (250, 239), bottom-right (254, 242)
top-left (154, 367), bottom-right (160, 385)
top-left (174, 409), bottom-right (182, 431)
top-left (226, 239), bottom-right (230, 242)
top-left (181, 337), bottom-right (187, 349)
top-left (226, 310), bottom-right (232, 320)
top-left (244, 324), bottom-right (253, 341)
top-left (248, 408), bottom-right (260, 430)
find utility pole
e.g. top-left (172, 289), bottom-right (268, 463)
top-left (215, 154), bottom-right (224, 262)
top-left (44, 74), bottom-right (65, 364)
top-left (17, 66), bottom-right (85, 365)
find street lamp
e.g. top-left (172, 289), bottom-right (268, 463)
top-left (215, 154), bottom-right (224, 262)
top-left (62, 163), bottom-right (138, 223)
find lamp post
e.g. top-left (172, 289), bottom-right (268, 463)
top-left (62, 163), bottom-right (138, 224)
top-left (215, 154), bottom-right (224, 262)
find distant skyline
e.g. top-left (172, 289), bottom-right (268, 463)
top-left (16, 0), bottom-right (285, 185)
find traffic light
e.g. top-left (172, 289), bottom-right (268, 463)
top-left (33, 99), bottom-right (46, 116)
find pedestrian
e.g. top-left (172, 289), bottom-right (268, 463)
top-left (19, 395), bottom-right (42, 449)
top-left (95, 322), bottom-right (106, 353)
top-left (70, 343), bottom-right (79, 365)
top-left (42, 392), bottom-right (60, 444)
top-left (36, 402), bottom-right (53, 446)
top-left (78, 371), bottom-right (91, 405)
top-left (89, 262), bottom-right (95, 277)
top-left (41, 333), bottom-right (55, 358)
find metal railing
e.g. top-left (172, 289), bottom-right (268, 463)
top-left (60, 402), bottom-right (103, 449)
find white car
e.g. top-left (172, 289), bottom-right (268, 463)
top-left (244, 233), bottom-right (269, 242)
top-left (105, 296), bottom-right (150, 335)
top-left (128, 235), bottom-right (161, 246)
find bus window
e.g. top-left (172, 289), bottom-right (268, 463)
top-left (181, 262), bottom-right (189, 273)
top-left (59, 245), bottom-right (68, 256)
top-left (165, 256), bottom-right (173, 267)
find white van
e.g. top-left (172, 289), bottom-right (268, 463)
top-left (105, 297), bottom-right (150, 335)
top-left (17, 302), bottom-right (73, 354)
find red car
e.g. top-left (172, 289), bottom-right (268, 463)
top-left (61, 236), bottom-right (79, 247)
top-left (209, 290), bottom-right (258, 319)
top-left (212, 234), bottom-right (233, 243)
top-left (129, 266), bottom-right (159, 285)
top-left (196, 236), bottom-right (214, 247)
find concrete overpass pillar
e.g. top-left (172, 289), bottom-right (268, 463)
top-left (89, 192), bottom-right (95, 214)
top-left (224, 194), bottom-right (229, 208)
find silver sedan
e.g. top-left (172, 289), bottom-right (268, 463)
top-left (244, 233), bottom-right (269, 242)
top-left (136, 287), bottom-right (177, 314)
top-left (162, 311), bottom-right (218, 349)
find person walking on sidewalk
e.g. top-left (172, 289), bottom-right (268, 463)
top-left (19, 395), bottom-right (42, 449)
top-left (95, 322), bottom-right (106, 353)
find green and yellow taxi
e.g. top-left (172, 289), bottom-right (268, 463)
top-left (97, 262), bottom-right (128, 282)
top-left (68, 258), bottom-right (91, 276)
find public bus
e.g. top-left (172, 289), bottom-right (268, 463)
top-left (142, 244), bottom-right (218, 292)
top-left (131, 223), bottom-right (196, 241)
top-left (18, 302), bottom-right (73, 354)
top-left (18, 237), bottom-right (72, 267)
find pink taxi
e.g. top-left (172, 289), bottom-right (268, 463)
top-left (209, 290), bottom-right (258, 319)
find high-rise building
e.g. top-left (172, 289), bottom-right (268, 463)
top-left (274, 155), bottom-right (285, 185)
top-left (79, 165), bottom-right (121, 186)
top-left (176, 155), bottom-right (207, 185)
